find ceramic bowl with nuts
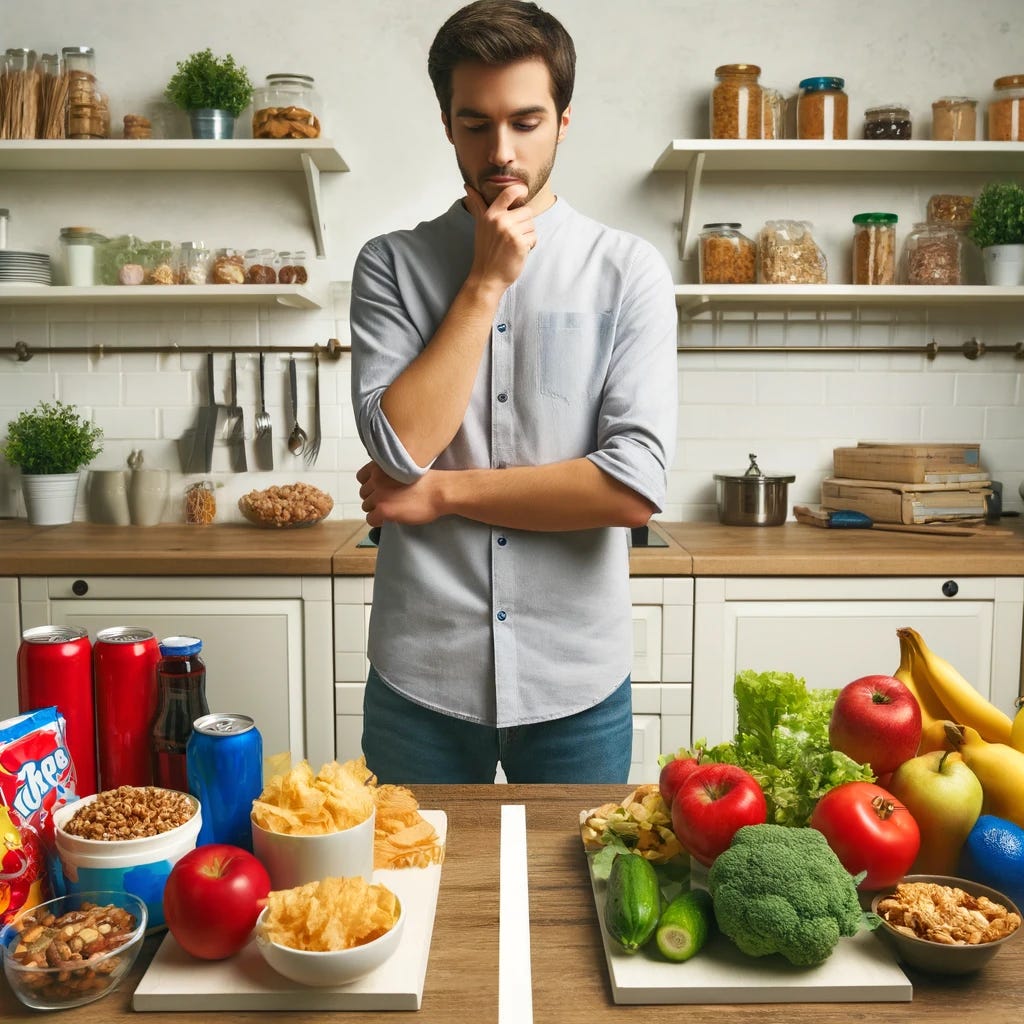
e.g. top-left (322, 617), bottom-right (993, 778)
top-left (1, 890), bottom-right (147, 1010)
top-left (52, 786), bottom-right (202, 932)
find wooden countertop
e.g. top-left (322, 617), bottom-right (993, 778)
top-left (0, 518), bottom-right (1021, 578)
top-left (2, 784), bottom-right (1019, 1023)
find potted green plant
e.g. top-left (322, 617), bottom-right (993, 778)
top-left (968, 181), bottom-right (1024, 286)
top-left (164, 48), bottom-right (253, 140)
top-left (1, 400), bottom-right (103, 525)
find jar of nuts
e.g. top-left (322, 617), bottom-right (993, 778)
top-left (903, 222), bottom-right (962, 285)
top-left (987, 75), bottom-right (1024, 141)
top-left (796, 76), bottom-right (848, 140)
top-left (210, 248), bottom-right (246, 285)
top-left (710, 63), bottom-right (763, 139)
top-left (698, 223), bottom-right (756, 284)
top-left (863, 104), bottom-right (912, 140)
top-left (852, 212), bottom-right (898, 285)
top-left (244, 248), bottom-right (278, 284)
top-left (757, 220), bottom-right (828, 284)
top-left (926, 193), bottom-right (974, 232)
top-left (252, 73), bottom-right (323, 139)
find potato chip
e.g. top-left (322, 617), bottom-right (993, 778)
top-left (261, 876), bottom-right (400, 952)
top-left (251, 759), bottom-right (374, 836)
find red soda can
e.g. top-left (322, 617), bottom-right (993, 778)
top-left (93, 627), bottom-right (160, 790)
top-left (16, 625), bottom-right (97, 797)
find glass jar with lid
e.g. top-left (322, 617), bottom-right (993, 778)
top-left (796, 77), bottom-right (848, 139)
top-left (852, 213), bottom-right (897, 285)
top-left (710, 64), bottom-right (762, 139)
top-left (59, 226), bottom-right (105, 286)
top-left (2, 49), bottom-right (37, 139)
top-left (244, 248), bottom-right (278, 284)
top-left (210, 248), bottom-right (246, 285)
top-left (277, 250), bottom-right (309, 285)
top-left (757, 220), bottom-right (828, 284)
top-left (62, 46), bottom-right (108, 139)
top-left (987, 75), bottom-right (1024, 141)
top-left (932, 96), bottom-right (977, 141)
top-left (177, 241), bottom-right (212, 285)
top-left (698, 224), bottom-right (756, 284)
top-left (903, 222), bottom-right (962, 285)
top-left (144, 240), bottom-right (177, 285)
top-left (863, 104), bottom-right (912, 140)
top-left (252, 74), bottom-right (323, 139)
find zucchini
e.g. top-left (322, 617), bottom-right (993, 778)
top-left (655, 888), bottom-right (714, 962)
top-left (603, 852), bottom-right (661, 953)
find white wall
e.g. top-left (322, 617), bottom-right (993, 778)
top-left (1, 0), bottom-right (1022, 523)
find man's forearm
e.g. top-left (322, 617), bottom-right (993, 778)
top-left (435, 458), bottom-right (656, 532)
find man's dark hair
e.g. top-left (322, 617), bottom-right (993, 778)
top-left (428, 0), bottom-right (576, 120)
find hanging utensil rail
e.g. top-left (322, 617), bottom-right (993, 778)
top-left (5, 338), bottom-right (346, 363)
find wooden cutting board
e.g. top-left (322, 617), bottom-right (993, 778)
top-left (586, 852), bottom-right (912, 1004)
top-left (133, 810), bottom-right (447, 1012)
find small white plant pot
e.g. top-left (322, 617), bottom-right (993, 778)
top-left (982, 244), bottom-right (1024, 286)
top-left (22, 472), bottom-right (81, 526)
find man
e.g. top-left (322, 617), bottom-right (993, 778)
top-left (350, 0), bottom-right (677, 783)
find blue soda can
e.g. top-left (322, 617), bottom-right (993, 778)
top-left (186, 713), bottom-right (263, 851)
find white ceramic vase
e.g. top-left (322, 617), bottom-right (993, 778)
top-left (982, 244), bottom-right (1024, 286)
top-left (86, 469), bottom-right (130, 525)
top-left (128, 469), bottom-right (169, 526)
top-left (22, 472), bottom-right (81, 526)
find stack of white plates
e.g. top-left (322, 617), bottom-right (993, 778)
top-left (0, 250), bottom-right (52, 286)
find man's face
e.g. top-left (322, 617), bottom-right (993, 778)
top-left (444, 57), bottom-right (570, 209)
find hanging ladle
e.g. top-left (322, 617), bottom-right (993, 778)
top-left (287, 356), bottom-right (307, 456)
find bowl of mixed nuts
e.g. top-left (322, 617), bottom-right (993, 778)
top-left (52, 786), bottom-right (201, 932)
top-left (871, 874), bottom-right (1022, 974)
top-left (1, 890), bottom-right (147, 1010)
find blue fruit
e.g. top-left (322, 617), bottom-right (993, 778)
top-left (958, 814), bottom-right (1024, 910)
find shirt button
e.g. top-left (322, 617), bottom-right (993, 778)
top-left (496, 323), bottom-right (508, 333)
top-left (496, 610), bottom-right (507, 621)
top-left (497, 536), bottom-right (507, 546)
top-left (497, 392), bottom-right (508, 403)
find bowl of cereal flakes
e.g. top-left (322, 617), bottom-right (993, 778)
top-left (1, 890), bottom-right (147, 1010)
top-left (871, 874), bottom-right (1022, 974)
top-left (238, 482), bottom-right (334, 528)
top-left (52, 787), bottom-right (201, 933)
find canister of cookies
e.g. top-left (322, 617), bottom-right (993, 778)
top-left (252, 73), bottom-right (323, 139)
top-left (62, 46), bottom-right (108, 139)
top-left (698, 223), bottom-right (756, 284)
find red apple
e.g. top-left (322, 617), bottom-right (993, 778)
top-left (670, 762), bottom-right (767, 867)
top-left (163, 844), bottom-right (271, 960)
top-left (658, 753), bottom-right (702, 807)
top-left (829, 674), bottom-right (922, 776)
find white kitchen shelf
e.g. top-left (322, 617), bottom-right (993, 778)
top-left (675, 284), bottom-right (1024, 320)
top-left (0, 284), bottom-right (320, 309)
top-left (0, 138), bottom-right (349, 258)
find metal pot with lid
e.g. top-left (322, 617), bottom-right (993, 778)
top-left (714, 453), bottom-right (795, 527)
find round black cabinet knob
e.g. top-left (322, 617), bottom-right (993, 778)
top-left (941, 579), bottom-right (959, 598)
top-left (71, 579), bottom-right (89, 596)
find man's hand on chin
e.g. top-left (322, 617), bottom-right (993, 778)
top-left (356, 461), bottom-right (444, 527)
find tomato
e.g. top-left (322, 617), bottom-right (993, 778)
top-left (809, 781), bottom-right (921, 890)
top-left (163, 844), bottom-right (271, 960)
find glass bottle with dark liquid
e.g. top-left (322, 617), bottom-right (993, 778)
top-left (151, 636), bottom-right (209, 791)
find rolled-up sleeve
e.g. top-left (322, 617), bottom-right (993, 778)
top-left (350, 237), bottom-right (430, 483)
top-left (587, 242), bottom-right (678, 511)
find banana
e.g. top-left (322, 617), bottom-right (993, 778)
top-left (1011, 696), bottom-right (1024, 754)
top-left (944, 722), bottom-right (1024, 829)
top-left (901, 626), bottom-right (1012, 745)
top-left (917, 718), bottom-right (951, 754)
top-left (894, 627), bottom-right (950, 734)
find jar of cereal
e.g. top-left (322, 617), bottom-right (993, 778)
top-left (903, 222), bottom-right (962, 285)
top-left (144, 240), bottom-right (177, 285)
top-left (852, 213), bottom-right (897, 285)
top-left (177, 241), bottom-right (211, 285)
top-left (987, 75), bottom-right (1024, 141)
top-left (710, 64), bottom-right (762, 139)
top-left (796, 76), bottom-right (848, 140)
top-left (698, 224), bottom-right (756, 284)
top-left (931, 96), bottom-right (977, 141)
top-left (757, 220), bottom-right (828, 284)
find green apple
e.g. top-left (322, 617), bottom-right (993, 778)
top-left (887, 750), bottom-right (983, 876)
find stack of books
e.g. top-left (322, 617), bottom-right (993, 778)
top-left (821, 443), bottom-right (991, 524)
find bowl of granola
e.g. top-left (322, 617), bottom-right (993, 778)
top-left (238, 482), bottom-right (333, 528)
top-left (871, 874), bottom-right (1022, 974)
top-left (1, 890), bottom-right (147, 1010)
top-left (52, 787), bottom-right (201, 932)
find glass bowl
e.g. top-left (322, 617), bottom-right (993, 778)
top-left (1, 890), bottom-right (147, 1010)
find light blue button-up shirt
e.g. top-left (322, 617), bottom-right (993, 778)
top-left (351, 197), bottom-right (677, 727)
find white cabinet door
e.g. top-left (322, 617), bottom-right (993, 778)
top-left (693, 576), bottom-right (1024, 746)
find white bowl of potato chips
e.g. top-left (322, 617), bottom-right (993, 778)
top-left (255, 877), bottom-right (404, 987)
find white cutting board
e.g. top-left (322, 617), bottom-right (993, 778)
top-left (587, 852), bottom-right (912, 1004)
top-left (133, 810), bottom-right (447, 1012)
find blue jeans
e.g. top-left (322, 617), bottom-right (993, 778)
top-left (361, 666), bottom-right (633, 784)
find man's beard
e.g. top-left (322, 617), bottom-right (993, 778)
top-left (457, 144), bottom-right (556, 208)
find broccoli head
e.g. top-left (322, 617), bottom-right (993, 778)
top-left (706, 823), bottom-right (867, 967)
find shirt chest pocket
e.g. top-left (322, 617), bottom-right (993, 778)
top-left (535, 311), bottom-right (611, 402)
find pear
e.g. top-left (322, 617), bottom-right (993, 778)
top-left (887, 750), bottom-right (983, 876)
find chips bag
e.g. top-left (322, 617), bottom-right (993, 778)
top-left (0, 707), bottom-right (79, 923)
